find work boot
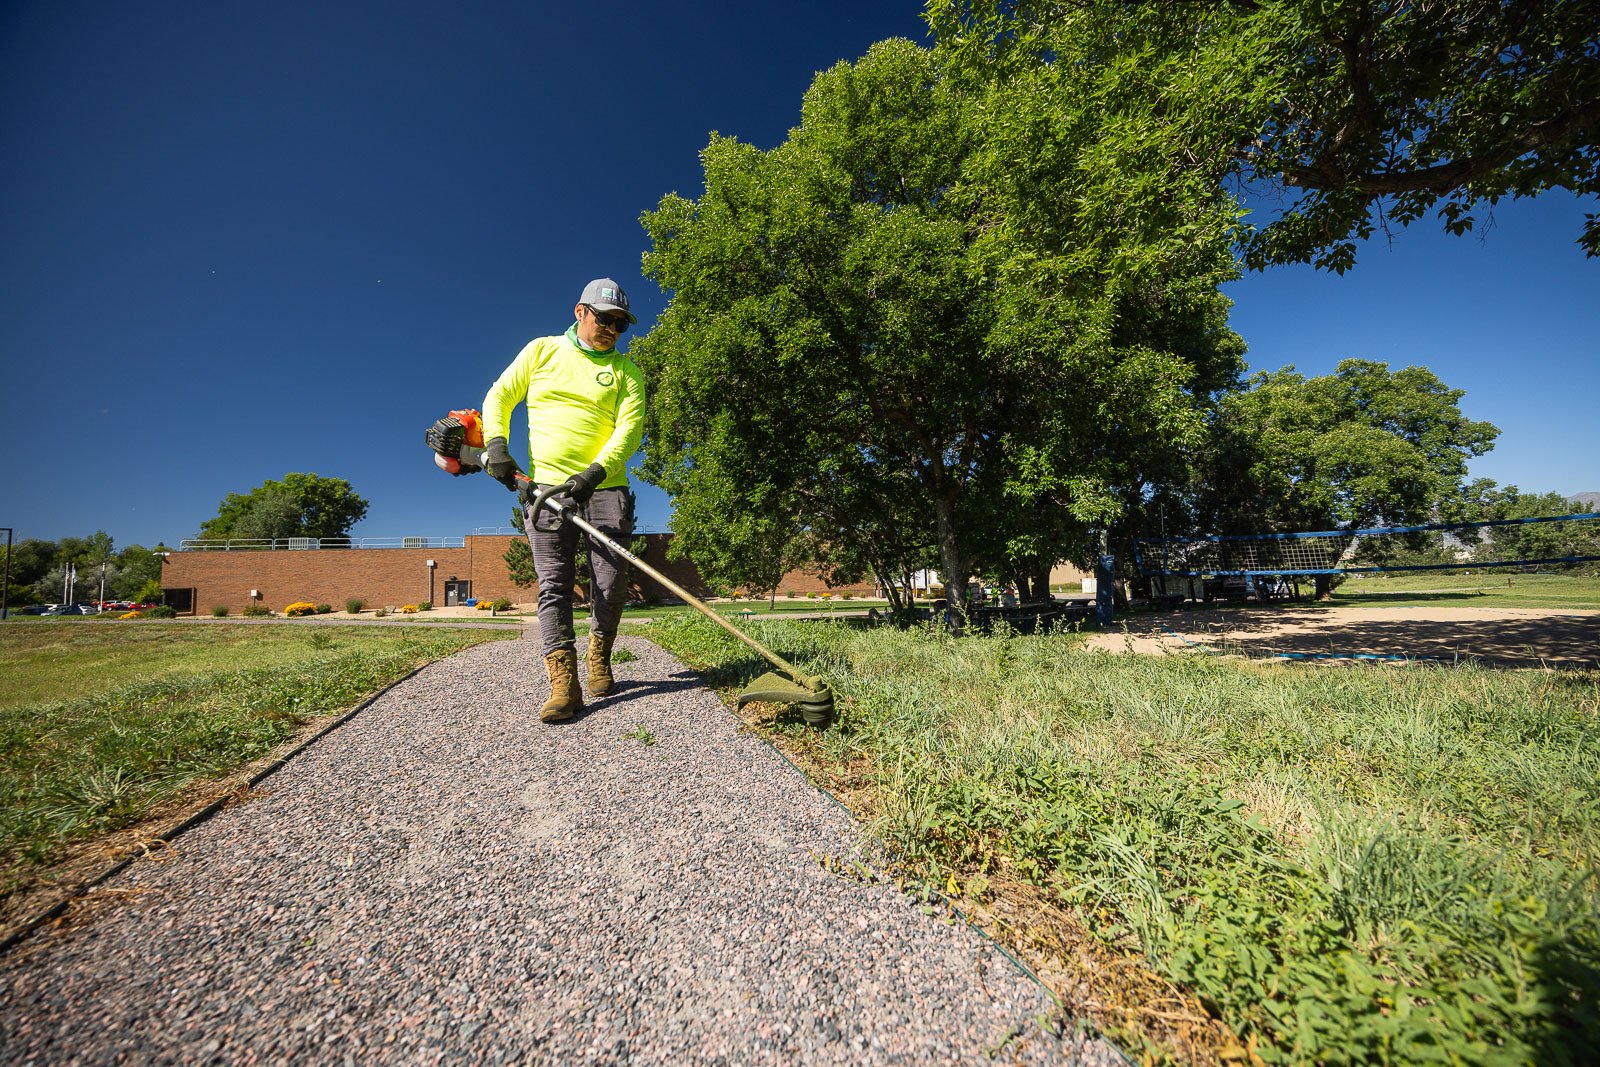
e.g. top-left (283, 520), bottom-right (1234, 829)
top-left (587, 631), bottom-right (617, 697)
top-left (539, 649), bottom-right (583, 722)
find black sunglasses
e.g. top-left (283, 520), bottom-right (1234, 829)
top-left (585, 305), bottom-right (630, 333)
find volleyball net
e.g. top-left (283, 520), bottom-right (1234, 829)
top-left (1134, 512), bottom-right (1600, 577)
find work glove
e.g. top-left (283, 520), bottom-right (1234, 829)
top-left (560, 462), bottom-right (607, 504)
top-left (483, 437), bottom-right (522, 490)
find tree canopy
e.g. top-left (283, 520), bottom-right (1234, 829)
top-left (632, 38), bottom-right (1245, 621)
top-left (1195, 359), bottom-right (1500, 536)
top-left (929, 0), bottom-right (1600, 271)
top-left (5, 532), bottom-right (166, 605)
top-left (197, 473), bottom-right (369, 542)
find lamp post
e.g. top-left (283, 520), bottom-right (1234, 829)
top-left (426, 559), bottom-right (436, 607)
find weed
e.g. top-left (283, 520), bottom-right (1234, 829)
top-left (621, 725), bottom-right (656, 746)
top-left (647, 615), bottom-right (1600, 1065)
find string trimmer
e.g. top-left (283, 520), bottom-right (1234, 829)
top-left (425, 409), bottom-right (834, 727)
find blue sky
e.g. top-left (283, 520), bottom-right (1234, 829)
top-left (3, 1), bottom-right (1595, 551)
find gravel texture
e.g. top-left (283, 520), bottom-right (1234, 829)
top-left (0, 633), bottom-right (1120, 1065)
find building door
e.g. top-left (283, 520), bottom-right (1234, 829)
top-left (444, 580), bottom-right (470, 606)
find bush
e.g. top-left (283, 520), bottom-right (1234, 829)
top-left (314, 604), bottom-right (333, 614)
top-left (475, 600), bottom-right (493, 610)
top-left (400, 604), bottom-right (418, 614)
top-left (807, 592), bottom-right (818, 599)
top-left (284, 601), bottom-right (317, 617)
top-left (242, 604), bottom-right (271, 617)
top-left (786, 590), bottom-right (796, 598)
top-left (345, 598), bottom-right (365, 614)
top-left (211, 605), bottom-right (229, 617)
top-left (144, 605), bottom-right (176, 619)
top-left (119, 611), bottom-right (143, 620)
top-left (374, 607), bottom-right (389, 617)
top-left (417, 602), bottom-right (431, 611)
top-left (491, 597), bottom-right (514, 612)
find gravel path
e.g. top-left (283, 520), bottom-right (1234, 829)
top-left (0, 635), bottom-right (1118, 1065)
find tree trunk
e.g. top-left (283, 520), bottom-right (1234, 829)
top-left (933, 496), bottom-right (971, 632)
top-left (1030, 564), bottom-right (1052, 601)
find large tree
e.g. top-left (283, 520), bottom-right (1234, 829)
top-left (1195, 359), bottom-right (1499, 535)
top-left (198, 473), bottom-right (368, 542)
top-left (634, 38), bottom-right (1244, 623)
top-left (930, 0), bottom-right (1600, 271)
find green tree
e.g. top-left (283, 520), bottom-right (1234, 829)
top-left (198, 473), bottom-right (368, 541)
top-left (1199, 359), bottom-right (1499, 535)
top-left (635, 38), bottom-right (1243, 624)
top-left (6, 539), bottom-right (57, 604)
top-left (111, 544), bottom-right (163, 599)
top-left (931, 0), bottom-right (1600, 271)
top-left (504, 510), bottom-right (537, 588)
top-left (1453, 480), bottom-right (1600, 566)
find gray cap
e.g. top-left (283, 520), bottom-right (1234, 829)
top-left (579, 278), bottom-right (637, 323)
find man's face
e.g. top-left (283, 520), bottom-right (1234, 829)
top-left (574, 304), bottom-right (625, 351)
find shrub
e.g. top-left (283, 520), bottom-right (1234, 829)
top-left (345, 598), bottom-right (365, 614)
top-left (786, 590), bottom-right (796, 598)
top-left (145, 605), bottom-right (176, 619)
top-left (400, 604), bottom-right (418, 614)
top-left (211, 605), bottom-right (229, 617)
top-left (284, 601), bottom-right (318, 617)
top-left (475, 600), bottom-right (493, 610)
top-left (842, 593), bottom-right (853, 600)
top-left (491, 597), bottom-right (514, 612)
top-left (314, 604), bottom-right (333, 614)
top-left (374, 607), bottom-right (388, 617)
top-left (242, 604), bottom-right (271, 617)
top-left (417, 602), bottom-right (431, 611)
top-left (821, 592), bottom-right (833, 600)
top-left (807, 592), bottom-right (818, 599)
top-left (119, 611), bottom-right (143, 620)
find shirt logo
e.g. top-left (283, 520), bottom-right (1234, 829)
top-left (596, 370), bottom-right (616, 387)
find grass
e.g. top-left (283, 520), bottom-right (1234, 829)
top-left (0, 622), bottom-right (512, 892)
top-left (647, 614), bottom-right (1600, 1065)
top-left (1330, 571), bottom-right (1600, 611)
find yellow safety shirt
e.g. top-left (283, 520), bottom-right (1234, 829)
top-left (481, 325), bottom-right (646, 487)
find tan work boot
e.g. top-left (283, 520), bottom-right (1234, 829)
top-left (587, 631), bottom-right (616, 697)
top-left (539, 649), bottom-right (583, 722)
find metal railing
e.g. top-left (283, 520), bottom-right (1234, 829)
top-left (178, 537), bottom-right (466, 551)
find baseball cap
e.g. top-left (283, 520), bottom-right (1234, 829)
top-left (579, 278), bottom-right (637, 324)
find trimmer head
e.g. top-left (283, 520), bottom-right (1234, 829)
top-left (735, 670), bottom-right (834, 727)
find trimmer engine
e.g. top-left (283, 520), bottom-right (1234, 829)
top-left (424, 409), bottom-right (488, 475)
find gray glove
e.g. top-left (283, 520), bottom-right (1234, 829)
top-left (560, 462), bottom-right (606, 504)
top-left (483, 437), bottom-right (521, 489)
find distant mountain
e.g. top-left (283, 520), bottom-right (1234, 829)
top-left (1572, 491), bottom-right (1600, 509)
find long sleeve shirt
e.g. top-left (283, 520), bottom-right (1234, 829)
top-left (481, 325), bottom-right (646, 487)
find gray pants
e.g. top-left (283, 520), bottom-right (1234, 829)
top-left (524, 486), bottom-right (635, 656)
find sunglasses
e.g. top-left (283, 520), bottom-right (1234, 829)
top-left (585, 306), bottom-right (630, 333)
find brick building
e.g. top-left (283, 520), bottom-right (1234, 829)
top-left (160, 532), bottom-right (879, 615)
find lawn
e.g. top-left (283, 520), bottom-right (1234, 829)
top-left (648, 614), bottom-right (1600, 1065)
top-left (1330, 570), bottom-right (1600, 611)
top-left (0, 622), bottom-right (512, 892)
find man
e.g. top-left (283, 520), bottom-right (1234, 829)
top-left (481, 278), bottom-right (646, 722)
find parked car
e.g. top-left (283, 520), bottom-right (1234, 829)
top-left (46, 603), bottom-right (98, 616)
top-left (14, 604), bottom-right (53, 615)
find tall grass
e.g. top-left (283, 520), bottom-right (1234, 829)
top-left (650, 615), bottom-right (1600, 1065)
